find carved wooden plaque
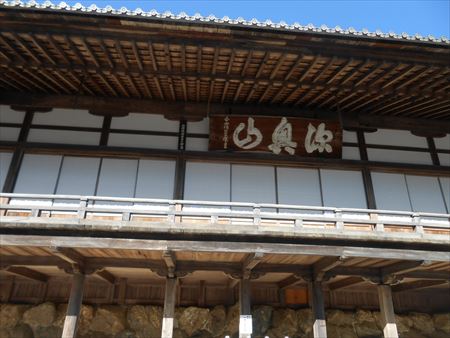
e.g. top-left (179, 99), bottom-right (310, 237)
top-left (209, 115), bottom-right (342, 158)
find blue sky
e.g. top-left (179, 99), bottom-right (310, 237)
top-left (69, 0), bottom-right (449, 37)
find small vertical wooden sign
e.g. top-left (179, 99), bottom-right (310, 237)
top-left (209, 115), bottom-right (342, 158)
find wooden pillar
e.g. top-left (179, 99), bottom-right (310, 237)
top-left (239, 278), bottom-right (252, 338)
top-left (378, 284), bottom-right (399, 338)
top-left (161, 277), bottom-right (177, 338)
top-left (62, 273), bottom-right (85, 338)
top-left (310, 281), bottom-right (327, 338)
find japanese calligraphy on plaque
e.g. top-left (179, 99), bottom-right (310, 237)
top-left (209, 116), bottom-right (342, 158)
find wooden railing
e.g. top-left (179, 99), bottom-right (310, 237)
top-left (1, 193), bottom-right (449, 237)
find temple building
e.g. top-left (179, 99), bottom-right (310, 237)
top-left (0, 1), bottom-right (449, 338)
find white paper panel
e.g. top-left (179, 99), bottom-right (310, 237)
top-left (0, 127), bottom-right (20, 141)
top-left (108, 133), bottom-right (178, 150)
top-left (434, 135), bottom-right (450, 150)
top-left (56, 157), bottom-right (100, 196)
top-left (187, 118), bottom-right (209, 134)
top-left (0, 105), bottom-right (25, 124)
top-left (277, 168), bottom-right (322, 206)
top-left (32, 109), bottom-right (103, 128)
top-left (371, 173), bottom-right (411, 211)
top-left (184, 162), bottom-right (230, 201)
top-left (367, 149), bottom-right (432, 165)
top-left (231, 165), bottom-right (276, 204)
top-left (439, 177), bottom-right (450, 212)
top-left (364, 129), bottom-right (427, 148)
top-left (320, 169), bottom-right (366, 208)
top-left (28, 129), bottom-right (100, 145)
top-left (111, 113), bottom-right (179, 132)
top-left (0, 152), bottom-right (13, 191)
top-left (342, 147), bottom-right (360, 160)
top-left (14, 154), bottom-right (62, 194)
top-left (438, 153), bottom-right (450, 166)
top-left (406, 175), bottom-right (447, 213)
top-left (185, 138), bottom-right (209, 151)
top-left (96, 159), bottom-right (138, 198)
top-left (343, 131), bottom-right (357, 143)
top-left (135, 160), bottom-right (175, 199)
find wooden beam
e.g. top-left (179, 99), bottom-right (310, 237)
top-left (52, 247), bottom-right (85, 266)
top-left (377, 285), bottom-right (399, 338)
top-left (313, 256), bottom-right (345, 281)
top-left (163, 251), bottom-right (176, 278)
top-left (381, 261), bottom-right (426, 276)
top-left (239, 278), bottom-right (252, 338)
top-left (328, 277), bottom-right (364, 291)
top-left (392, 280), bottom-right (449, 292)
top-left (278, 274), bottom-right (303, 289)
top-left (310, 281), bottom-right (327, 338)
top-left (242, 252), bottom-right (264, 271)
top-left (162, 277), bottom-right (177, 338)
top-left (3, 235), bottom-right (450, 263)
top-left (5, 266), bottom-right (48, 283)
top-left (2, 91), bottom-right (449, 133)
top-left (95, 269), bottom-right (116, 284)
top-left (62, 273), bottom-right (85, 338)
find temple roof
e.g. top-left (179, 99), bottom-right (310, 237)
top-left (0, 0), bottom-right (449, 125)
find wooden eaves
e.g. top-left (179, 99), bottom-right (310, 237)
top-left (0, 3), bottom-right (449, 127)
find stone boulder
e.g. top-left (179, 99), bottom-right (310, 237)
top-left (224, 303), bottom-right (239, 336)
top-left (410, 312), bottom-right (435, 335)
top-left (434, 313), bottom-right (450, 334)
top-left (297, 308), bottom-right (314, 336)
top-left (23, 302), bottom-right (56, 328)
top-left (395, 314), bottom-right (413, 335)
top-left (90, 305), bottom-right (127, 336)
top-left (7, 324), bottom-right (34, 338)
top-left (53, 303), bottom-right (94, 336)
top-left (0, 304), bottom-right (29, 329)
top-left (266, 308), bottom-right (298, 338)
top-left (34, 325), bottom-right (62, 338)
top-left (209, 305), bottom-right (226, 337)
top-left (252, 305), bottom-right (273, 336)
top-left (327, 325), bottom-right (358, 338)
top-left (327, 309), bottom-right (354, 327)
top-left (178, 306), bottom-right (211, 336)
top-left (127, 305), bottom-right (162, 338)
top-left (353, 310), bottom-right (382, 338)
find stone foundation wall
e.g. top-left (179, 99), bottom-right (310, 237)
top-left (1, 302), bottom-right (449, 338)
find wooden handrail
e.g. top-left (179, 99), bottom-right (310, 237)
top-left (1, 193), bottom-right (449, 233)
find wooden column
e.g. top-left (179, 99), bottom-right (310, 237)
top-left (239, 278), bottom-right (252, 338)
top-left (62, 273), bottom-right (85, 338)
top-left (161, 277), bottom-right (178, 338)
top-left (310, 281), bottom-right (327, 338)
top-left (378, 285), bottom-right (399, 338)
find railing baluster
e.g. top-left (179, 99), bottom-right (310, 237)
top-left (122, 212), bottom-right (131, 221)
top-left (413, 214), bottom-right (424, 234)
top-left (78, 198), bottom-right (87, 219)
top-left (335, 209), bottom-right (343, 231)
top-left (168, 202), bottom-right (175, 223)
top-left (0, 197), bottom-right (10, 217)
top-left (31, 208), bottom-right (40, 217)
top-left (370, 213), bottom-right (384, 232)
top-left (253, 205), bottom-right (261, 226)
top-left (295, 218), bottom-right (303, 229)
